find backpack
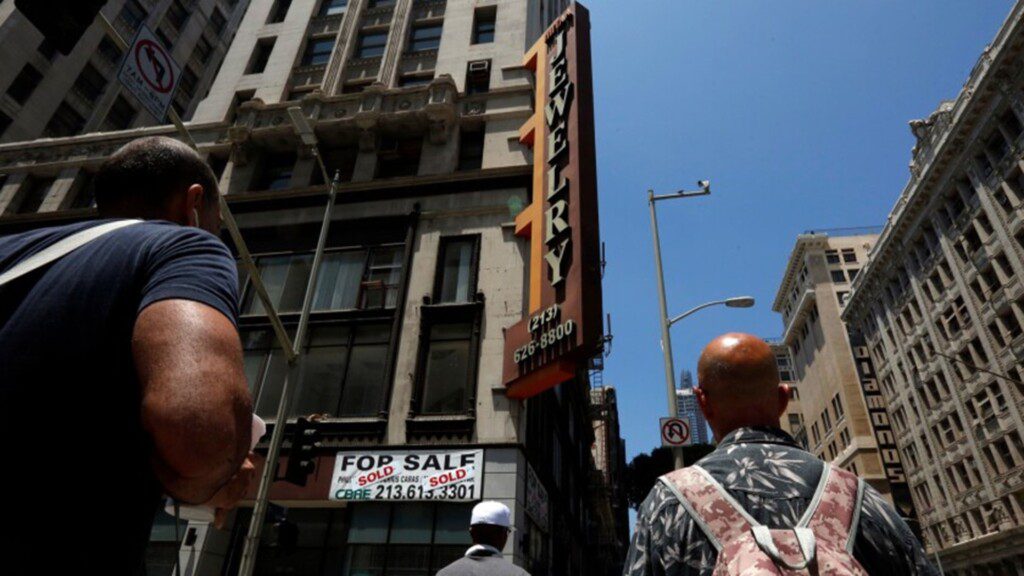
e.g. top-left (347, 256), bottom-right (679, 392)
top-left (660, 463), bottom-right (867, 575)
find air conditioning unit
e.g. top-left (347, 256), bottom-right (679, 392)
top-left (468, 60), bottom-right (490, 75)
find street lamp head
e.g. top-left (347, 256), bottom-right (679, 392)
top-left (725, 296), bottom-right (755, 308)
top-left (697, 179), bottom-right (711, 193)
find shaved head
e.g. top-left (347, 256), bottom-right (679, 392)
top-left (695, 332), bottom-right (789, 439)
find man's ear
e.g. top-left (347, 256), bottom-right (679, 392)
top-left (695, 387), bottom-right (713, 420)
top-left (777, 384), bottom-right (791, 418)
top-left (186, 183), bottom-right (205, 211)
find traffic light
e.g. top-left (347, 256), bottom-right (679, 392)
top-left (15, 0), bottom-right (108, 56)
top-left (284, 416), bottom-right (320, 487)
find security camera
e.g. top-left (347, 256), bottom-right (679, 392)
top-left (697, 180), bottom-right (710, 191)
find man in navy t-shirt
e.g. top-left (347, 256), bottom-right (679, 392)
top-left (0, 137), bottom-right (255, 573)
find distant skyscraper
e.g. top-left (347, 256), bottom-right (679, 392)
top-left (676, 370), bottom-right (710, 445)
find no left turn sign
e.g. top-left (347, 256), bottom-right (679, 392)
top-left (117, 24), bottom-right (182, 121)
top-left (660, 417), bottom-right (691, 447)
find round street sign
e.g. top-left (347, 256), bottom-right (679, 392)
top-left (660, 417), bottom-right (691, 447)
top-left (134, 39), bottom-right (176, 94)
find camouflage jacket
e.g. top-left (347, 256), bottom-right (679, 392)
top-left (623, 427), bottom-right (938, 576)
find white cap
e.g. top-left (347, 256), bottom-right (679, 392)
top-left (470, 501), bottom-right (512, 528)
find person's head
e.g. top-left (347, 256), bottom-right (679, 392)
top-left (468, 501), bottom-right (512, 550)
top-left (695, 332), bottom-right (790, 440)
top-left (95, 136), bottom-right (221, 233)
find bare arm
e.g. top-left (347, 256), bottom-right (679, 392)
top-left (134, 299), bottom-right (253, 504)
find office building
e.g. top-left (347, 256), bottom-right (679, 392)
top-left (0, 0), bottom-right (248, 145)
top-left (842, 2), bottom-right (1024, 570)
top-left (0, 1), bottom-right (623, 574)
top-left (675, 370), bottom-right (710, 445)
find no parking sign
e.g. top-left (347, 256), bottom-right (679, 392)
top-left (117, 24), bottom-right (181, 121)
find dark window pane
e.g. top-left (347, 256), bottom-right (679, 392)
top-left (408, 24), bottom-right (441, 52)
top-left (318, 0), bottom-right (347, 16)
top-left (269, 0), bottom-right (292, 22)
top-left (347, 506), bottom-right (389, 543)
top-left (104, 95), bottom-right (137, 130)
top-left (457, 129), bottom-right (484, 171)
top-left (98, 36), bottom-right (125, 65)
top-left (0, 110), bottom-right (12, 137)
top-left (293, 345), bottom-right (348, 417)
top-left (368, 0), bottom-right (395, 6)
top-left (437, 238), bottom-right (476, 302)
top-left (254, 350), bottom-right (288, 417)
top-left (338, 330), bottom-right (389, 416)
top-left (7, 64), bottom-right (43, 105)
top-left (383, 546), bottom-right (431, 575)
top-left (472, 7), bottom-right (496, 44)
top-left (193, 36), bottom-right (213, 64)
top-left (356, 32), bottom-right (388, 58)
top-left (210, 8), bottom-right (227, 34)
top-left (252, 153), bottom-right (296, 190)
top-left (313, 250), bottom-right (367, 310)
top-left (12, 177), bottom-right (53, 214)
top-left (73, 63), bottom-right (107, 101)
top-left (243, 253), bottom-right (312, 314)
top-left (70, 172), bottom-right (97, 209)
top-left (302, 38), bottom-right (335, 65)
top-left (43, 102), bottom-right (86, 137)
top-left (390, 504), bottom-right (433, 543)
top-left (344, 545), bottom-right (386, 575)
top-left (420, 323), bottom-right (473, 414)
top-left (247, 39), bottom-right (275, 74)
top-left (362, 245), bottom-right (403, 308)
top-left (119, 0), bottom-right (148, 31)
top-left (37, 39), bottom-right (58, 60)
top-left (165, 0), bottom-right (189, 30)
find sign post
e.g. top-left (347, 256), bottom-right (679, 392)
top-left (116, 24), bottom-right (181, 122)
top-left (660, 417), bottom-right (692, 448)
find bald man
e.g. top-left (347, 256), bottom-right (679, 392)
top-left (623, 333), bottom-right (937, 576)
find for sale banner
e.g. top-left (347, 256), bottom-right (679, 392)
top-left (329, 449), bottom-right (484, 502)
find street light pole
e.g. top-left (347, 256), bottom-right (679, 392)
top-left (647, 182), bottom-right (711, 470)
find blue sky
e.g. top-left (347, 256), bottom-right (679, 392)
top-left (587, 1), bottom-right (1015, 461)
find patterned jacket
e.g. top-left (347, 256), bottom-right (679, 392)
top-left (624, 427), bottom-right (938, 576)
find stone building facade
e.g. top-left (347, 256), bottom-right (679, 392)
top-left (0, 0), bottom-right (248, 145)
top-left (842, 2), bottom-right (1024, 572)
top-left (0, 1), bottom-right (623, 575)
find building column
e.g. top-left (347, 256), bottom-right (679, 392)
top-left (0, 172), bottom-right (28, 214)
top-left (40, 167), bottom-right (80, 212)
top-left (378, 0), bottom-right (415, 88)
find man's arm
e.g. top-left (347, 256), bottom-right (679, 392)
top-left (134, 299), bottom-right (253, 504)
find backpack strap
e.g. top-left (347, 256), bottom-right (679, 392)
top-left (0, 219), bottom-right (142, 287)
top-left (659, 466), bottom-right (757, 552)
top-left (805, 464), bottom-right (865, 552)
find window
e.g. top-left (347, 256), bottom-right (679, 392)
top-left (0, 110), bottom-right (11, 137)
top-left (847, 268), bottom-right (859, 281)
top-left (70, 172), bottom-right (97, 209)
top-left (842, 248), bottom-right (857, 263)
top-left (104, 95), bottom-right (137, 130)
top-left (6, 64), bottom-right (43, 105)
top-left (457, 128), bottom-right (484, 171)
top-left (37, 39), bottom-right (58, 60)
top-left (435, 237), bottom-right (479, 303)
top-left (465, 60), bottom-right (490, 94)
top-left (825, 249), bottom-right (840, 264)
top-left (398, 74), bottom-right (433, 87)
top-left (72, 63), bottom-right (107, 101)
top-left (268, 0), bottom-right (292, 22)
top-left (367, 0), bottom-right (396, 7)
top-left (418, 322), bottom-right (477, 414)
top-left (240, 245), bottom-right (403, 315)
top-left (408, 24), bottom-right (442, 52)
top-left (10, 176), bottom-right (53, 214)
top-left (471, 6), bottom-right (496, 44)
top-left (210, 8), bottom-right (227, 34)
top-left (179, 68), bottom-right (199, 97)
top-left (832, 394), bottom-right (845, 421)
top-left (43, 102), bottom-right (86, 137)
top-left (165, 0), bottom-right (189, 31)
top-left (98, 36), bottom-right (124, 65)
top-left (788, 414), bottom-right (802, 431)
top-left (822, 409), bottom-right (832, 433)
top-left (224, 508), bottom-right (346, 575)
top-left (344, 503), bottom-right (472, 575)
top-left (376, 136), bottom-right (422, 178)
top-left (251, 152), bottom-right (296, 191)
top-left (317, 0), bottom-right (346, 17)
top-left (193, 36), bottom-right (213, 65)
top-left (302, 38), bottom-right (335, 65)
top-left (830, 270), bottom-right (846, 283)
top-left (155, 27), bottom-right (174, 49)
top-left (247, 38), bottom-right (275, 74)
top-left (356, 32), bottom-right (388, 59)
top-left (119, 0), bottom-right (148, 31)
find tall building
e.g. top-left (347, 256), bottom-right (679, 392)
top-left (842, 2), bottom-right (1024, 571)
top-left (772, 233), bottom-right (903, 494)
top-left (767, 338), bottom-right (807, 447)
top-left (0, 1), bottom-right (623, 574)
top-left (675, 370), bottom-right (710, 445)
top-left (589, 386), bottom-right (629, 576)
top-left (0, 0), bottom-right (248, 144)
